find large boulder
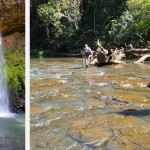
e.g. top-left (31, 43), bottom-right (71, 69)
top-left (0, 0), bottom-right (25, 51)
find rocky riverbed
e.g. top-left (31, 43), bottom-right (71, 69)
top-left (30, 58), bottom-right (150, 150)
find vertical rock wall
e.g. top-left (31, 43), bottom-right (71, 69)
top-left (0, 0), bottom-right (25, 51)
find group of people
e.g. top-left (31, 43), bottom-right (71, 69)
top-left (83, 42), bottom-right (126, 67)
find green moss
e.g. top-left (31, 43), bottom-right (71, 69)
top-left (4, 50), bottom-right (25, 95)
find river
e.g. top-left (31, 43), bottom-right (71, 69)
top-left (30, 58), bottom-right (150, 150)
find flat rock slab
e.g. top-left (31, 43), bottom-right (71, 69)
top-left (68, 114), bottom-right (150, 149)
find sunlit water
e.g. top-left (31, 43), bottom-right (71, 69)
top-left (31, 58), bottom-right (150, 150)
top-left (0, 114), bottom-right (25, 149)
top-left (0, 35), bottom-right (9, 116)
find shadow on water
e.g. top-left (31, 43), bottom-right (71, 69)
top-left (117, 109), bottom-right (150, 117)
top-left (96, 63), bottom-right (113, 67)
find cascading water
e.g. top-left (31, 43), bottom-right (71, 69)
top-left (0, 34), bottom-right (9, 116)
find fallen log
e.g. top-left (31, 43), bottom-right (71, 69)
top-left (111, 59), bottom-right (125, 64)
top-left (133, 54), bottom-right (150, 64)
top-left (96, 39), bottom-right (125, 65)
top-left (89, 40), bottom-right (150, 66)
top-left (125, 49), bottom-right (150, 54)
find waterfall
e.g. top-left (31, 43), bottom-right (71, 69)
top-left (0, 34), bottom-right (9, 116)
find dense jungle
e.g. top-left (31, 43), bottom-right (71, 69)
top-left (31, 0), bottom-right (150, 56)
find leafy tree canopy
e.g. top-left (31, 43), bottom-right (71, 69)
top-left (30, 0), bottom-right (150, 55)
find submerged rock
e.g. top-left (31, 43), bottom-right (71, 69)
top-left (68, 115), bottom-right (150, 149)
top-left (9, 92), bottom-right (25, 113)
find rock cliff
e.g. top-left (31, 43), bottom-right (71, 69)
top-left (0, 0), bottom-right (25, 51)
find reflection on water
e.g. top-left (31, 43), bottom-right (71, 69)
top-left (31, 58), bottom-right (150, 150)
top-left (0, 114), bottom-right (25, 149)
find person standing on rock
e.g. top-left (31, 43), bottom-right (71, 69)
top-left (83, 44), bottom-right (92, 67)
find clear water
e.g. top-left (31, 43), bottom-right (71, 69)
top-left (0, 35), bottom-right (9, 115)
top-left (0, 114), bottom-right (25, 149)
top-left (31, 58), bottom-right (150, 150)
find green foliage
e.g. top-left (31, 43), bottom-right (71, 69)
top-left (31, 0), bottom-right (82, 52)
top-left (128, 0), bottom-right (150, 40)
top-left (5, 50), bottom-right (25, 95)
top-left (37, 1), bottom-right (63, 27)
top-left (31, 0), bottom-right (150, 53)
top-left (109, 10), bottom-right (134, 46)
top-left (109, 0), bottom-right (150, 47)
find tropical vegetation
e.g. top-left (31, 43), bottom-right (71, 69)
top-left (31, 0), bottom-right (150, 56)
top-left (5, 50), bottom-right (25, 96)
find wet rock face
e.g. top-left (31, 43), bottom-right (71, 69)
top-left (0, 0), bottom-right (25, 51)
top-left (3, 32), bottom-right (25, 51)
top-left (0, 0), bottom-right (25, 35)
top-left (9, 91), bottom-right (25, 113)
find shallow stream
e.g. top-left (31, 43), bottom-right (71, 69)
top-left (31, 58), bottom-right (150, 150)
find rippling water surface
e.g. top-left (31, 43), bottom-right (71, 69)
top-left (0, 114), bottom-right (25, 149)
top-left (31, 58), bottom-right (150, 150)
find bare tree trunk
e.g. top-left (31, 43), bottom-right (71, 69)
top-left (111, 60), bottom-right (125, 64)
top-left (46, 25), bottom-right (49, 39)
top-left (94, 1), bottom-right (96, 32)
top-left (125, 49), bottom-right (150, 54)
top-left (134, 54), bottom-right (150, 64)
